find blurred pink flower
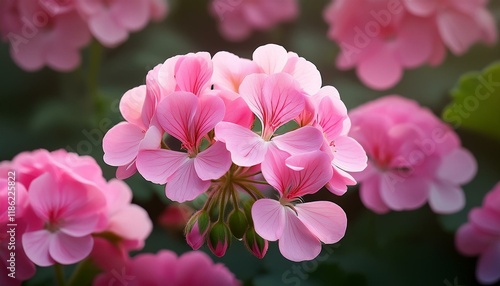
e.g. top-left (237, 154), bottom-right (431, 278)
top-left (402, 0), bottom-right (497, 56)
top-left (456, 182), bottom-right (500, 285)
top-left (252, 150), bottom-right (347, 262)
top-left (158, 204), bottom-right (194, 232)
top-left (94, 250), bottom-right (240, 286)
top-left (22, 171), bottom-right (106, 266)
top-left (0, 0), bottom-right (91, 71)
top-left (210, 0), bottom-right (298, 41)
top-left (324, 0), bottom-right (497, 90)
top-left (349, 96), bottom-right (476, 214)
top-left (75, 0), bottom-right (167, 47)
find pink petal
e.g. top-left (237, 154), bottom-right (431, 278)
top-left (50, 233), bottom-right (93, 265)
top-left (428, 182), bottom-right (465, 214)
top-left (252, 199), bottom-right (286, 241)
top-left (252, 44), bottom-right (288, 74)
top-left (332, 136), bottom-right (367, 172)
top-left (357, 48), bottom-right (403, 90)
top-left (212, 51), bottom-right (260, 92)
top-left (477, 242), bottom-right (500, 284)
top-left (239, 73), bottom-right (305, 132)
top-left (174, 55), bottom-right (213, 95)
top-left (166, 159), bottom-right (210, 202)
top-left (109, 205), bottom-right (153, 240)
top-left (359, 176), bottom-right (390, 214)
top-left (402, 0), bottom-right (437, 16)
top-left (470, 208), bottom-right (500, 236)
top-left (110, 0), bottom-right (149, 31)
top-left (437, 10), bottom-right (482, 54)
top-left (272, 126), bottom-right (324, 155)
top-left (437, 148), bottom-right (477, 185)
top-left (456, 224), bottom-right (497, 256)
top-left (215, 122), bottom-right (269, 166)
top-left (156, 91), bottom-right (197, 144)
top-left (260, 146), bottom-right (291, 194)
top-left (60, 215), bottom-right (101, 237)
top-left (315, 91), bottom-right (348, 140)
top-left (282, 54), bottom-right (322, 95)
top-left (284, 151), bottom-right (333, 198)
top-left (103, 122), bottom-right (145, 166)
top-left (295, 201), bottom-right (347, 244)
top-left (22, 230), bottom-right (55, 267)
top-left (379, 175), bottom-right (429, 211)
top-left (132, 251), bottom-right (177, 285)
top-left (119, 85), bottom-right (147, 129)
top-left (194, 141), bottom-right (231, 180)
top-left (136, 149), bottom-right (189, 184)
top-left (279, 209), bottom-right (321, 262)
top-left (46, 44), bottom-right (81, 72)
top-left (326, 167), bottom-right (357, 196)
top-left (396, 16), bottom-right (434, 68)
top-left (193, 95), bottom-right (225, 144)
top-left (116, 162), bottom-right (137, 180)
top-left (88, 11), bottom-right (128, 47)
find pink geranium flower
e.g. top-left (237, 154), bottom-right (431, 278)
top-left (137, 92), bottom-right (232, 202)
top-left (456, 182), bottom-right (500, 285)
top-left (0, 0), bottom-right (91, 71)
top-left (215, 72), bottom-right (324, 172)
top-left (22, 171), bottom-right (106, 266)
top-left (349, 96), bottom-right (477, 214)
top-left (210, 0), bottom-right (298, 41)
top-left (252, 150), bottom-right (347, 262)
top-left (94, 250), bottom-right (240, 286)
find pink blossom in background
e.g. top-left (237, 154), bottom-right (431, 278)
top-left (94, 250), bottom-right (240, 286)
top-left (402, 0), bottom-right (497, 56)
top-left (75, 0), bottom-right (167, 47)
top-left (158, 204), bottom-right (194, 232)
top-left (252, 150), bottom-right (347, 262)
top-left (349, 96), bottom-right (477, 214)
top-left (210, 0), bottom-right (298, 41)
top-left (0, 0), bottom-right (91, 71)
top-left (456, 182), bottom-right (500, 285)
top-left (0, 149), bottom-right (152, 275)
top-left (324, 0), bottom-right (497, 90)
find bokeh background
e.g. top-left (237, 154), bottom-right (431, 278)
top-left (1, 0), bottom-right (499, 285)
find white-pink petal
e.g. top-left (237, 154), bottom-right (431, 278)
top-left (252, 44), bottom-right (288, 74)
top-left (332, 136), bottom-right (367, 172)
top-left (165, 160), bottom-right (210, 202)
top-left (279, 209), bottom-right (321, 262)
top-left (272, 126), bottom-right (324, 155)
top-left (252, 199), bottom-right (286, 241)
top-left (22, 230), bottom-right (55, 267)
top-left (215, 122), bottom-right (269, 167)
top-left (50, 233), bottom-right (94, 265)
top-left (136, 149), bottom-right (189, 184)
top-left (194, 141), bottom-right (232, 181)
top-left (428, 182), bottom-right (465, 214)
top-left (103, 122), bottom-right (145, 166)
top-left (437, 148), bottom-right (477, 185)
top-left (295, 201), bottom-right (347, 244)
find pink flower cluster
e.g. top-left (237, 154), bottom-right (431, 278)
top-left (349, 96), bottom-right (477, 214)
top-left (0, 0), bottom-right (167, 71)
top-left (210, 0), bottom-right (298, 41)
top-left (324, 0), bottom-right (497, 89)
top-left (103, 44), bottom-right (367, 261)
top-left (94, 250), bottom-right (240, 286)
top-left (0, 149), bottom-right (152, 285)
top-left (456, 182), bottom-right (500, 285)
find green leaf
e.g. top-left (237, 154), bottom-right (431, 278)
top-left (442, 62), bottom-right (500, 142)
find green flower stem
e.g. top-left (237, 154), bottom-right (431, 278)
top-left (54, 263), bottom-right (66, 286)
top-left (87, 40), bottom-right (103, 114)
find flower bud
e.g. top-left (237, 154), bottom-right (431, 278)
top-left (228, 209), bottom-right (248, 239)
top-left (243, 227), bottom-right (268, 259)
top-left (207, 222), bottom-right (231, 257)
top-left (185, 211), bottom-right (210, 250)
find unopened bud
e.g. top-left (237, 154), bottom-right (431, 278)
top-left (243, 227), bottom-right (268, 259)
top-left (228, 209), bottom-right (248, 239)
top-left (207, 222), bottom-right (231, 257)
top-left (185, 211), bottom-right (210, 250)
